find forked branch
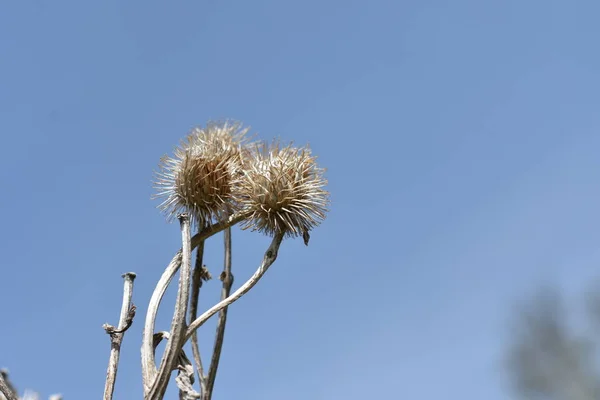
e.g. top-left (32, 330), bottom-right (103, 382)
top-left (103, 272), bottom-right (137, 400)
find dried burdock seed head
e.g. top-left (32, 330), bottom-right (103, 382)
top-left (153, 120), bottom-right (250, 225)
top-left (236, 141), bottom-right (329, 238)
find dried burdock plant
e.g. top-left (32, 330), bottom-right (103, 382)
top-left (2, 119), bottom-right (329, 400)
top-left (143, 133), bottom-right (329, 399)
top-left (236, 141), bottom-right (330, 239)
top-left (154, 121), bottom-right (250, 226)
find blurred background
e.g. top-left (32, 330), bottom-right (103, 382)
top-left (1, 0), bottom-right (600, 399)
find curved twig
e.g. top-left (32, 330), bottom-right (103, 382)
top-left (185, 232), bottom-right (284, 342)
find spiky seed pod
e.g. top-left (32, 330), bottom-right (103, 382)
top-left (153, 121), bottom-right (250, 225)
top-left (236, 141), bottom-right (329, 238)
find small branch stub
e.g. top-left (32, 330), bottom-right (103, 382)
top-left (104, 304), bottom-right (137, 335)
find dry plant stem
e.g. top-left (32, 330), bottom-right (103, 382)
top-left (203, 227), bottom-right (233, 400)
top-left (141, 213), bottom-right (246, 394)
top-left (147, 214), bottom-right (193, 400)
top-left (0, 373), bottom-right (18, 400)
top-left (185, 231), bottom-right (284, 342)
top-left (189, 237), bottom-right (207, 393)
top-left (103, 272), bottom-right (137, 400)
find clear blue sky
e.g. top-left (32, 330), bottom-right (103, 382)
top-left (1, 0), bottom-right (600, 399)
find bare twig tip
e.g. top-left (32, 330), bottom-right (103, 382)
top-left (122, 272), bottom-right (137, 280)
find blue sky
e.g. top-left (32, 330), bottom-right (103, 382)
top-left (1, 0), bottom-right (600, 398)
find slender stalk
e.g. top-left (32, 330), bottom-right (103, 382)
top-left (203, 228), bottom-right (233, 400)
top-left (147, 214), bottom-right (193, 400)
top-left (141, 213), bottom-right (246, 394)
top-left (103, 272), bottom-right (137, 400)
top-left (185, 232), bottom-right (284, 341)
top-left (189, 235), bottom-right (209, 394)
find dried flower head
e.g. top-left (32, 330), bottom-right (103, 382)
top-left (236, 141), bottom-right (329, 238)
top-left (154, 121), bottom-right (250, 225)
